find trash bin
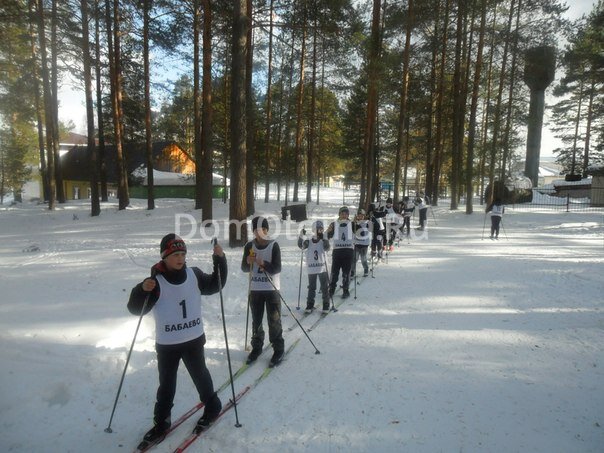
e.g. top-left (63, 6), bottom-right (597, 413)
top-left (289, 204), bottom-right (307, 222)
top-left (280, 204), bottom-right (307, 222)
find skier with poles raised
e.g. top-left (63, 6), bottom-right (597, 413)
top-left (126, 234), bottom-right (226, 449)
top-left (298, 220), bottom-right (331, 313)
top-left (241, 216), bottom-right (285, 367)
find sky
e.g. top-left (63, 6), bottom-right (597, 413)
top-left (57, 0), bottom-right (599, 156)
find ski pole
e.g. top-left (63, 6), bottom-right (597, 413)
top-left (262, 271), bottom-right (321, 355)
top-left (353, 248), bottom-right (357, 300)
top-left (105, 268), bottom-right (156, 433)
top-left (244, 249), bottom-right (253, 351)
top-left (212, 238), bottom-right (242, 428)
top-left (322, 251), bottom-right (337, 312)
top-left (296, 237), bottom-right (304, 310)
top-left (430, 206), bottom-right (437, 226)
top-left (500, 218), bottom-right (508, 240)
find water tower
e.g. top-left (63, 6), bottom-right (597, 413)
top-left (523, 46), bottom-right (556, 188)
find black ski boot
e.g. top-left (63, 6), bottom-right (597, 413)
top-left (137, 420), bottom-right (170, 450)
top-left (194, 392), bottom-right (222, 433)
top-left (269, 349), bottom-right (284, 367)
top-left (342, 289), bottom-right (350, 299)
top-left (246, 348), bottom-right (262, 364)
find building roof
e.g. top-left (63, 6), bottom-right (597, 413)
top-left (60, 141), bottom-right (191, 183)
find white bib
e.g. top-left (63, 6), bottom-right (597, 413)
top-left (333, 220), bottom-right (354, 249)
top-left (354, 220), bottom-right (371, 246)
top-left (491, 204), bottom-right (504, 216)
top-left (250, 241), bottom-right (280, 291)
top-left (305, 240), bottom-right (327, 274)
top-left (154, 268), bottom-right (204, 345)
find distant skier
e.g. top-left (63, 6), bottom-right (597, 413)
top-left (127, 234), bottom-right (226, 448)
top-left (298, 220), bottom-right (331, 313)
top-left (486, 198), bottom-right (505, 239)
top-left (401, 196), bottom-right (415, 237)
top-left (352, 208), bottom-right (371, 277)
top-left (368, 203), bottom-right (386, 260)
top-left (415, 191), bottom-right (430, 230)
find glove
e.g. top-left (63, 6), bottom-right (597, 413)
top-left (151, 260), bottom-right (167, 276)
top-left (301, 228), bottom-right (306, 236)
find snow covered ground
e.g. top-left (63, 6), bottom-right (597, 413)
top-left (1, 187), bottom-right (603, 453)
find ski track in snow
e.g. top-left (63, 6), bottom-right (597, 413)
top-left (0, 191), bottom-right (603, 453)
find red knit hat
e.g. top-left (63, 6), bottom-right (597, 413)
top-left (160, 234), bottom-right (187, 259)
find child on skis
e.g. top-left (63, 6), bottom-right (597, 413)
top-left (352, 208), bottom-right (370, 277)
top-left (326, 206), bottom-right (355, 299)
top-left (401, 196), bottom-right (415, 237)
top-left (486, 198), bottom-right (505, 239)
top-left (127, 234), bottom-right (226, 447)
top-left (368, 203), bottom-right (386, 260)
top-left (383, 197), bottom-right (400, 251)
top-left (415, 191), bottom-right (430, 230)
top-left (241, 216), bottom-right (285, 366)
top-left (298, 220), bottom-right (331, 313)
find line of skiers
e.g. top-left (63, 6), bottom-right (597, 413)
top-left (126, 193), bottom-right (432, 447)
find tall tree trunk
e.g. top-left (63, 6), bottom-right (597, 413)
top-left (194, 0), bottom-right (202, 211)
top-left (570, 76), bottom-right (584, 176)
top-left (293, 1), bottom-right (307, 204)
top-left (582, 78), bottom-right (595, 177)
top-left (143, 0), bottom-right (154, 210)
top-left (51, 0), bottom-right (65, 203)
top-left (109, 0), bottom-right (129, 209)
top-left (500, 0), bottom-right (522, 182)
top-left (35, 0), bottom-right (56, 209)
top-left (450, 0), bottom-right (465, 210)
top-left (361, 0), bottom-right (381, 209)
top-left (393, 0), bottom-right (413, 205)
top-left (229, 0), bottom-right (249, 247)
top-left (424, 0), bottom-right (440, 204)
top-left (94, 0), bottom-right (107, 201)
top-left (264, 0), bottom-right (274, 203)
top-left (245, 0), bottom-right (255, 215)
top-left (488, 0), bottom-right (516, 194)
top-left (28, 0), bottom-right (48, 202)
top-left (201, 0), bottom-right (214, 221)
top-left (80, 0), bottom-right (100, 216)
top-left (465, 0), bottom-right (488, 214)
top-left (432, 0), bottom-right (451, 206)
top-left (306, 9), bottom-right (318, 204)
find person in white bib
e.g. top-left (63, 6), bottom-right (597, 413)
top-left (326, 206), bottom-right (355, 299)
top-left (241, 216), bottom-right (285, 366)
top-left (486, 198), bottom-right (505, 239)
top-left (298, 220), bottom-right (331, 313)
top-left (352, 208), bottom-right (370, 277)
top-left (127, 234), bottom-right (227, 446)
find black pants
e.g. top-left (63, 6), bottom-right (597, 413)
top-left (354, 245), bottom-right (369, 274)
top-left (154, 334), bottom-right (214, 425)
top-left (371, 230), bottom-right (385, 256)
top-left (402, 216), bottom-right (411, 235)
top-left (307, 272), bottom-right (329, 308)
top-left (250, 291), bottom-right (284, 353)
top-left (330, 248), bottom-right (354, 294)
top-left (490, 216), bottom-right (502, 237)
top-left (419, 208), bottom-right (428, 228)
